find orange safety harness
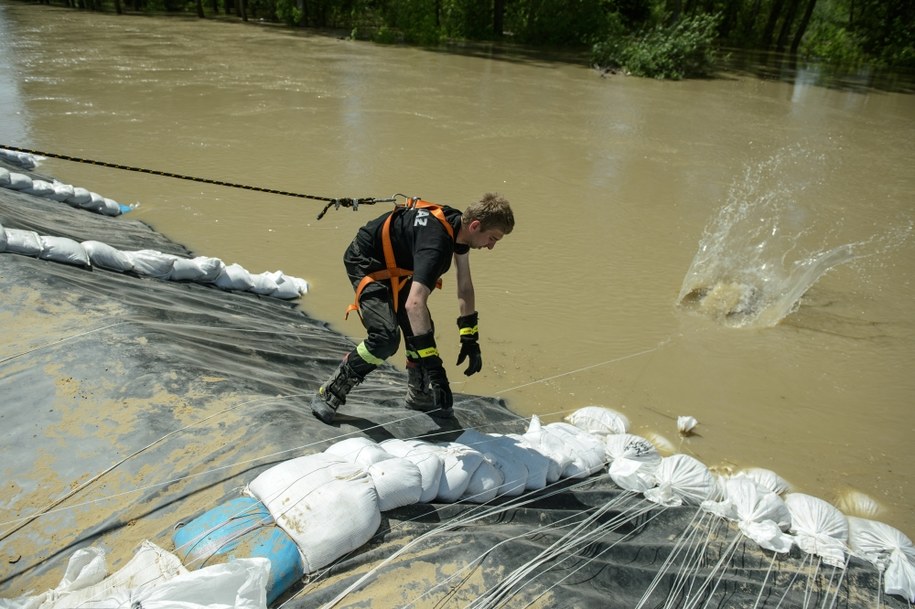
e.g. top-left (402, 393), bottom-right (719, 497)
top-left (345, 198), bottom-right (454, 320)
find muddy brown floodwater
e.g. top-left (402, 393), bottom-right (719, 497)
top-left (1, 1), bottom-right (913, 535)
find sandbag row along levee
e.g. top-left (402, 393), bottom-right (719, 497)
top-left (0, 221), bottom-right (309, 300)
top-left (162, 405), bottom-right (914, 605)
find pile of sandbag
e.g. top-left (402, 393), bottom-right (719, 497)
top-left (11, 407), bottom-right (913, 607)
top-left (0, 222), bottom-right (308, 300)
top-left (0, 165), bottom-right (128, 217)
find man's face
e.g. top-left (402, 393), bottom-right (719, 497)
top-left (467, 220), bottom-right (505, 250)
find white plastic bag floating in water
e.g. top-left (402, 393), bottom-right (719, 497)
top-left (700, 477), bottom-right (793, 553)
top-left (564, 405), bottom-right (629, 436)
top-left (784, 493), bottom-right (848, 567)
top-left (644, 454), bottom-right (719, 507)
top-left (677, 415), bottom-right (698, 435)
top-left (605, 433), bottom-right (661, 493)
top-left (380, 438), bottom-right (444, 503)
top-left (847, 516), bottom-right (915, 602)
top-left (246, 453), bottom-right (381, 573)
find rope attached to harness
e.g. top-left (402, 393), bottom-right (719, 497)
top-left (0, 145), bottom-right (395, 219)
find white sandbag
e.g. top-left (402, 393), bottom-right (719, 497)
top-left (542, 422), bottom-right (607, 478)
top-left (462, 454), bottom-right (504, 503)
top-left (380, 439), bottom-right (444, 503)
top-left (367, 457), bottom-right (424, 511)
top-left (80, 191), bottom-right (107, 213)
top-left (125, 249), bottom-right (177, 279)
top-left (605, 433), bottom-right (661, 493)
top-left (100, 198), bottom-right (122, 216)
top-left (700, 477), bottom-right (792, 553)
top-left (0, 148), bottom-right (39, 169)
top-left (0, 167), bottom-right (10, 187)
top-left (33, 541), bottom-right (188, 609)
top-left (24, 179), bottom-right (54, 196)
top-left (269, 271), bottom-right (309, 299)
top-left (67, 187), bottom-right (92, 206)
top-left (0, 223), bottom-right (6, 252)
top-left (7, 171), bottom-right (32, 190)
top-left (785, 493), bottom-right (848, 567)
top-left (325, 437), bottom-right (393, 468)
top-left (456, 430), bottom-right (528, 497)
top-left (4, 228), bottom-right (42, 256)
top-left (39, 235), bottom-right (90, 267)
top-left (105, 558), bottom-right (269, 609)
top-left (48, 181), bottom-right (75, 202)
top-left (246, 453), bottom-right (381, 573)
top-left (434, 442), bottom-right (486, 503)
top-left (170, 256), bottom-right (224, 282)
top-left (644, 454), bottom-right (718, 507)
top-left (214, 262), bottom-right (256, 291)
top-left (249, 271), bottom-right (280, 295)
top-left (518, 416), bottom-right (571, 481)
top-left (82, 240), bottom-right (134, 273)
top-left (732, 467), bottom-right (790, 495)
top-left (847, 516), bottom-right (915, 602)
top-left (503, 433), bottom-right (555, 489)
top-left (565, 405), bottom-right (629, 436)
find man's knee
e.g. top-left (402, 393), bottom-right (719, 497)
top-left (359, 334), bottom-right (399, 363)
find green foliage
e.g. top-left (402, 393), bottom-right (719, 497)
top-left (274, 0), bottom-right (301, 25)
top-left (509, 0), bottom-right (621, 46)
top-left (381, 0), bottom-right (441, 45)
top-left (592, 11), bottom-right (722, 79)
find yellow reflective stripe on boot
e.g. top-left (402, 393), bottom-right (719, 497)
top-left (356, 342), bottom-right (386, 366)
top-left (459, 325), bottom-right (478, 337)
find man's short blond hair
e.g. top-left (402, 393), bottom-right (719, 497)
top-left (463, 193), bottom-right (515, 234)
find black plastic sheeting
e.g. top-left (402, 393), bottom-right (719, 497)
top-left (0, 162), bottom-right (906, 608)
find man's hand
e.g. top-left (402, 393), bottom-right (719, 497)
top-left (456, 312), bottom-right (482, 376)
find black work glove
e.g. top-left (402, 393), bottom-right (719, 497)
top-left (456, 312), bottom-right (482, 376)
top-left (405, 330), bottom-right (453, 411)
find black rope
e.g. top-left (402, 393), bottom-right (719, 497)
top-left (1, 145), bottom-right (396, 219)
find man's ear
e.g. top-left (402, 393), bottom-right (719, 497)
top-left (468, 219), bottom-right (482, 233)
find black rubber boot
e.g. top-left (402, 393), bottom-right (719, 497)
top-left (311, 351), bottom-right (375, 424)
top-left (404, 361), bottom-right (435, 412)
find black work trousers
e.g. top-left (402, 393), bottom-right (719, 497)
top-left (344, 240), bottom-right (416, 364)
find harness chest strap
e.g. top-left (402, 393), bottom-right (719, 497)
top-left (346, 200), bottom-right (453, 319)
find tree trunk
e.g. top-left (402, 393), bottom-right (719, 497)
top-left (493, 0), bottom-right (504, 37)
top-left (776, 0), bottom-right (800, 51)
top-left (762, 0), bottom-right (786, 48)
top-left (239, 0), bottom-right (247, 21)
top-left (667, 0), bottom-right (682, 25)
top-left (196, 0), bottom-right (205, 18)
top-left (790, 0), bottom-right (817, 53)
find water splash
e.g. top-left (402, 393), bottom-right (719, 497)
top-left (678, 147), bottom-right (911, 328)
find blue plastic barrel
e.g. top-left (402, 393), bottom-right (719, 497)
top-left (173, 495), bottom-right (304, 604)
